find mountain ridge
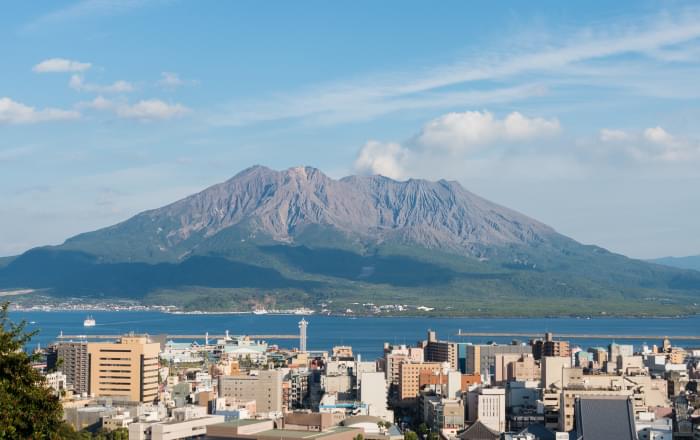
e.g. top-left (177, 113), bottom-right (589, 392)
top-left (1, 165), bottom-right (699, 316)
top-left (650, 255), bottom-right (700, 272)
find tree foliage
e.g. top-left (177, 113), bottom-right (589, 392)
top-left (0, 302), bottom-right (64, 439)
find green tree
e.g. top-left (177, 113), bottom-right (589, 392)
top-left (417, 423), bottom-right (429, 437)
top-left (353, 434), bottom-right (364, 440)
top-left (404, 431), bottom-right (418, 440)
top-left (0, 302), bottom-right (65, 439)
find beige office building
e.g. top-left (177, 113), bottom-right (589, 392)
top-left (88, 335), bottom-right (160, 403)
top-left (218, 370), bottom-right (285, 415)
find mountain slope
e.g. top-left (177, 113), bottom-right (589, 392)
top-left (1, 165), bottom-right (699, 316)
top-left (650, 255), bottom-right (700, 272)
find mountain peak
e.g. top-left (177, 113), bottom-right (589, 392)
top-left (64, 165), bottom-right (556, 259)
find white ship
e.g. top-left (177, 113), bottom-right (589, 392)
top-left (252, 307), bottom-right (268, 315)
top-left (83, 315), bottom-right (96, 327)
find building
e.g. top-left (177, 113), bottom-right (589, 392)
top-left (494, 354), bottom-right (539, 385)
top-left (218, 370), bottom-right (285, 416)
top-left (424, 331), bottom-right (458, 370)
top-left (88, 335), bottom-right (160, 403)
top-left (574, 396), bottom-right (637, 440)
top-left (53, 341), bottom-right (89, 395)
top-left (531, 333), bottom-right (571, 360)
top-left (472, 388), bottom-right (506, 433)
top-left (383, 344), bottom-right (423, 386)
top-left (359, 371), bottom-right (393, 420)
top-left (398, 362), bottom-right (442, 401)
top-left (131, 415), bottom-right (225, 440)
top-left (204, 418), bottom-right (362, 440)
top-left (45, 371), bottom-right (67, 396)
top-left (466, 344), bottom-right (533, 380)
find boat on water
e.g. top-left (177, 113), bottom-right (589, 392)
top-left (252, 308), bottom-right (268, 315)
top-left (83, 315), bottom-right (96, 327)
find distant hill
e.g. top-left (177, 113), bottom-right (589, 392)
top-left (1, 165), bottom-right (699, 316)
top-left (650, 255), bottom-right (700, 272)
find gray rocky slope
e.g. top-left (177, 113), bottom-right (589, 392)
top-left (66, 165), bottom-right (557, 258)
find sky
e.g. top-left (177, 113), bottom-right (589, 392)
top-left (1, 0), bottom-right (700, 259)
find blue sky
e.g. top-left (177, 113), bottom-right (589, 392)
top-left (1, 0), bottom-right (700, 259)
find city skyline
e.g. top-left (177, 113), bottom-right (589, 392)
top-left (2, 1), bottom-right (700, 259)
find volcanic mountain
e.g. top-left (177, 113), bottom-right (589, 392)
top-left (2, 165), bottom-right (699, 316)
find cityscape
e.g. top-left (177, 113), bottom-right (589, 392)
top-left (2, 1), bottom-right (700, 439)
top-left (20, 320), bottom-right (700, 439)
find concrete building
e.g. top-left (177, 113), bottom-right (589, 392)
top-left (88, 335), bottom-right (160, 403)
top-left (494, 354), bottom-right (539, 385)
top-left (398, 362), bottom-right (442, 401)
top-left (218, 370), bottom-right (285, 416)
top-left (424, 331), bottom-right (458, 370)
top-left (476, 388), bottom-right (506, 433)
top-left (130, 415), bottom-right (225, 440)
top-left (53, 341), bottom-right (89, 395)
top-left (531, 333), bottom-right (571, 360)
top-left (383, 344), bottom-right (423, 386)
top-left (45, 371), bottom-right (67, 396)
top-left (204, 419), bottom-right (362, 440)
top-left (359, 371), bottom-right (393, 420)
top-left (466, 344), bottom-right (532, 380)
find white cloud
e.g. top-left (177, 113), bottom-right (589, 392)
top-left (599, 128), bottom-right (631, 142)
top-left (0, 97), bottom-right (80, 124)
top-left (354, 110), bottom-right (562, 180)
top-left (644, 126), bottom-right (675, 146)
top-left (596, 126), bottom-right (700, 163)
top-left (78, 96), bottom-right (189, 120)
top-left (69, 75), bottom-right (134, 93)
top-left (33, 58), bottom-right (91, 73)
top-left (416, 111), bottom-right (560, 153)
top-left (116, 99), bottom-right (189, 120)
top-left (158, 72), bottom-right (183, 87)
top-left (157, 72), bottom-right (197, 88)
top-left (78, 95), bottom-right (114, 110)
top-left (354, 141), bottom-right (408, 179)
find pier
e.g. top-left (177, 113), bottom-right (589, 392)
top-left (456, 331), bottom-right (700, 340)
top-left (56, 333), bottom-right (299, 340)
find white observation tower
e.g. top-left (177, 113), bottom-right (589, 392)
top-left (298, 318), bottom-right (308, 353)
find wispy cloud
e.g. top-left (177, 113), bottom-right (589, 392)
top-left (69, 75), bottom-right (135, 93)
top-left (22, 0), bottom-right (162, 33)
top-left (157, 72), bottom-right (198, 89)
top-left (0, 97), bottom-right (80, 125)
top-left (79, 96), bottom-right (189, 120)
top-left (216, 8), bottom-right (700, 126)
top-left (33, 58), bottom-right (92, 73)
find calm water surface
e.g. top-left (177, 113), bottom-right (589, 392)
top-left (9, 311), bottom-right (700, 360)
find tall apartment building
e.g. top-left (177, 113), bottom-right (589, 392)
top-left (424, 331), bottom-right (458, 371)
top-left (531, 333), bottom-right (571, 360)
top-left (49, 341), bottom-right (89, 395)
top-left (218, 370), bottom-right (285, 415)
top-left (88, 335), bottom-right (160, 403)
top-left (398, 362), bottom-right (443, 401)
top-left (383, 344), bottom-right (423, 385)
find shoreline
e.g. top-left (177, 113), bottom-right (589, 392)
top-left (8, 306), bottom-right (700, 320)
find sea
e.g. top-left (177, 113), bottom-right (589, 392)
top-left (8, 311), bottom-right (700, 360)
